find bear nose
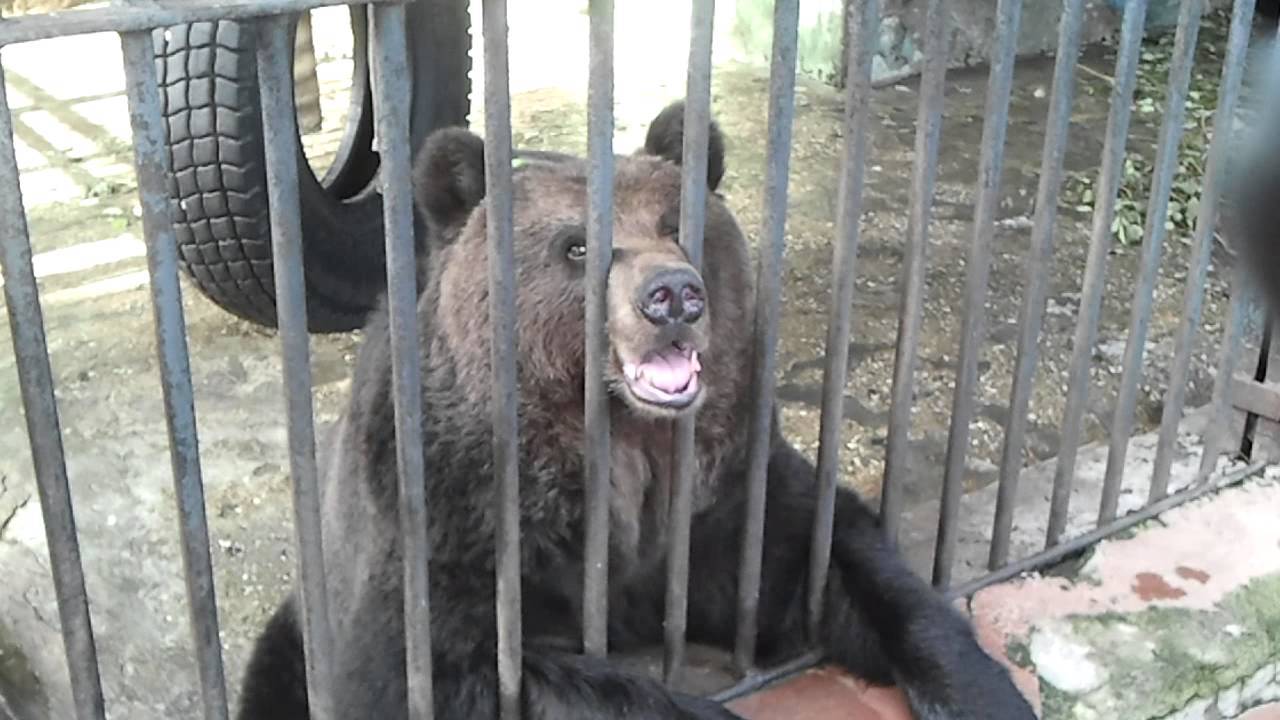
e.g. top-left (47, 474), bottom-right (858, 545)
top-left (638, 267), bottom-right (706, 326)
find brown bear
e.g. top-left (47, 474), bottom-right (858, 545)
top-left (234, 102), bottom-right (1035, 719)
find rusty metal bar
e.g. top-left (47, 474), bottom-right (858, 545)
top-left (118, 29), bottom-right (229, 720)
top-left (254, 14), bottom-right (334, 717)
top-left (1098, 0), bottom-right (1204, 524)
top-left (989, 0), bottom-right (1087, 557)
top-left (0, 0), bottom-right (404, 47)
top-left (935, 0), bottom-right (1022, 583)
top-left (0, 60), bottom-right (106, 720)
top-left (369, 5), bottom-right (434, 718)
top-left (1150, 0), bottom-right (1255, 502)
top-left (581, 0), bottom-right (614, 661)
top-left (1043, 0), bottom-right (1151, 549)
top-left (881, 0), bottom-right (948, 543)
top-left (664, 0), bottom-right (714, 686)
top-left (807, 0), bottom-right (878, 639)
top-left (479, 0), bottom-right (522, 716)
top-left (734, 0), bottom-right (799, 674)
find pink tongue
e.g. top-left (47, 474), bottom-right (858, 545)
top-left (639, 348), bottom-right (695, 393)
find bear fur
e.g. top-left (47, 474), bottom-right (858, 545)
top-left (235, 102), bottom-right (1036, 719)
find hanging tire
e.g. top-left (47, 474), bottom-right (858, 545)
top-left (151, 2), bottom-right (470, 333)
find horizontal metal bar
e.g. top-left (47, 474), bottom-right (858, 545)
top-left (952, 459), bottom-right (1266, 600)
top-left (664, 0), bottom-right (715, 686)
top-left (993, 0), bottom-right (1087, 554)
top-left (709, 649), bottom-right (824, 704)
top-left (941, 0), bottom-right (1022, 576)
top-left (883, 0), bottom-right (948, 548)
top-left (1047, 0), bottom-right (1150, 548)
top-left (582, 0), bottom-right (614, 661)
top-left (1148, 0), bottom-right (1255, 503)
top-left (368, 5), bottom-right (434, 719)
top-left (808, 0), bottom-right (878, 641)
top-left (0, 0), bottom-right (403, 47)
top-left (1098, 0), bottom-right (1204, 524)
top-left (255, 14), bottom-right (334, 718)
top-left (119, 29), bottom-right (229, 720)
top-left (479, 0), bottom-right (522, 717)
top-left (0, 60), bottom-right (106, 720)
top-left (735, 0), bottom-right (799, 674)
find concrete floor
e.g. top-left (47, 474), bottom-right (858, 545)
top-left (0, 4), bottom-right (1277, 718)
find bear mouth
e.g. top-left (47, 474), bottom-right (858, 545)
top-left (620, 342), bottom-right (702, 410)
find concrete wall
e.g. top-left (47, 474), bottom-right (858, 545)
top-left (728, 0), bottom-right (1232, 87)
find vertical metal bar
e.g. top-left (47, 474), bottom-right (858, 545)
top-left (582, 0), bottom-right (614, 661)
top-left (935, 0), bottom-right (1022, 583)
top-left (0, 62), bottom-right (106, 720)
top-left (369, 6), bottom-right (434, 719)
top-left (118, 30), bottom-right (229, 720)
top-left (808, 0), bottom-right (878, 640)
top-left (1042, 0), bottom-right (1151, 549)
top-left (1198, 266), bottom-right (1253, 477)
top-left (254, 15), bottom-right (334, 718)
top-left (1149, 0), bottom-right (1255, 502)
top-left (663, 0), bottom-right (714, 686)
top-left (881, 0), bottom-right (948, 542)
top-left (480, 0), bottom-right (522, 716)
top-left (1098, 0), bottom-right (1204, 524)
top-left (734, 0), bottom-right (799, 673)
top-left (989, 0), bottom-right (1087, 555)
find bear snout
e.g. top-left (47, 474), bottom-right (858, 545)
top-left (635, 265), bottom-right (706, 326)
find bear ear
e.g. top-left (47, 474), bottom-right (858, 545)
top-left (412, 127), bottom-right (487, 232)
top-left (641, 101), bottom-right (726, 192)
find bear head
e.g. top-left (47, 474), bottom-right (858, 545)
top-left (411, 102), bottom-right (754, 425)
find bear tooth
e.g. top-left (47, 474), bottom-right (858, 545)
top-left (691, 351), bottom-right (701, 373)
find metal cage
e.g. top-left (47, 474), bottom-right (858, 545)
top-left (0, 0), bottom-right (1274, 718)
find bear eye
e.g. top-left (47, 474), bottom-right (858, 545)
top-left (552, 224), bottom-right (589, 266)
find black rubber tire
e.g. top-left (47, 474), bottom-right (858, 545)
top-left (151, 2), bottom-right (470, 333)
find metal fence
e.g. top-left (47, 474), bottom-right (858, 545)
top-left (0, 0), bottom-right (1274, 718)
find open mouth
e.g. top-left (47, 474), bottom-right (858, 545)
top-left (620, 342), bottom-right (703, 409)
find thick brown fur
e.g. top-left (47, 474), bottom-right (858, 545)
top-left (235, 102), bottom-right (1036, 720)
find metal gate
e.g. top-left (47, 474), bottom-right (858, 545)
top-left (0, 0), bottom-right (1274, 718)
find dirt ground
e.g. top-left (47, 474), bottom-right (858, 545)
top-left (0, 4), bottom-right (1274, 717)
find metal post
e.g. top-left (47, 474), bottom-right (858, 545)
top-left (1098, 0), bottom-right (1204, 524)
top-left (1150, 0), bottom-right (1256, 502)
top-left (370, 5), bottom-right (435, 718)
top-left (0, 60), bottom-right (106, 720)
top-left (479, 0), bottom-right (522, 716)
top-left (881, 0), bottom-right (948, 543)
top-left (935, 0), bottom-right (1023, 582)
top-left (1044, 0), bottom-right (1151, 549)
top-left (582, 0), bottom-right (615, 660)
top-left (989, 0), bottom-right (1088, 558)
top-left (119, 29), bottom-right (229, 720)
top-left (664, 0), bottom-right (714, 686)
top-left (734, 0), bottom-right (799, 673)
top-left (254, 14), bottom-right (334, 717)
top-left (808, 0), bottom-right (878, 639)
